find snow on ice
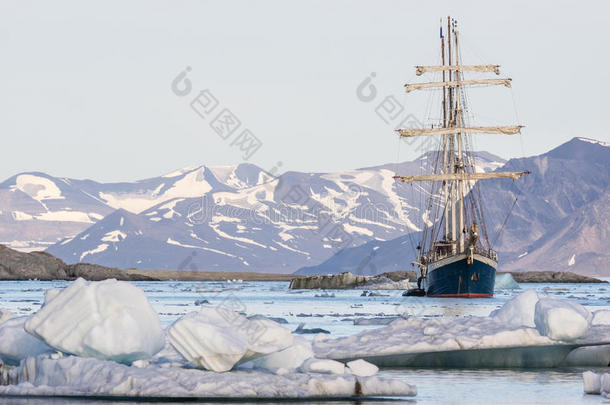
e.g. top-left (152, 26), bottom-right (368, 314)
top-left (24, 278), bottom-right (165, 363)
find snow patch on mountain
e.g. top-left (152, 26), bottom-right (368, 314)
top-left (11, 174), bottom-right (64, 202)
top-left (80, 243), bottom-right (109, 261)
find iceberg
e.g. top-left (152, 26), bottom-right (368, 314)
top-left (494, 273), bottom-right (520, 289)
top-left (0, 316), bottom-right (52, 366)
top-left (167, 306), bottom-right (294, 372)
top-left (0, 354), bottom-right (417, 398)
top-left (24, 278), bottom-right (165, 363)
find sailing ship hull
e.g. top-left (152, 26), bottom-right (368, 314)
top-left (423, 253), bottom-right (496, 298)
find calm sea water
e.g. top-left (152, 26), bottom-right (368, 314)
top-left (0, 278), bottom-right (609, 404)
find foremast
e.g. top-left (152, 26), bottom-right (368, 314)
top-left (394, 17), bottom-right (529, 270)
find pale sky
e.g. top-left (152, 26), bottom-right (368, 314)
top-left (1, 0), bottom-right (608, 182)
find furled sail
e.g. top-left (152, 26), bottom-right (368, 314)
top-left (397, 126), bottom-right (523, 137)
top-left (405, 78), bottom-right (511, 93)
top-left (415, 65), bottom-right (500, 76)
top-left (393, 171), bottom-right (530, 183)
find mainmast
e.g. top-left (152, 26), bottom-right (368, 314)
top-left (395, 16), bottom-right (528, 262)
top-left (441, 18), bottom-right (450, 243)
top-left (454, 19), bottom-right (465, 253)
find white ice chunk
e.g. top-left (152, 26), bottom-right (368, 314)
top-left (494, 273), bottom-right (520, 289)
top-left (167, 307), bottom-right (294, 372)
top-left (245, 336), bottom-right (313, 372)
top-left (583, 371), bottom-right (601, 394)
top-left (592, 310), bottom-right (610, 326)
top-left (346, 359), bottom-right (379, 377)
top-left (25, 278), bottom-right (165, 363)
top-left (490, 289), bottom-right (540, 327)
top-left (0, 317), bottom-right (52, 365)
top-left (300, 358), bottom-right (346, 374)
top-left (534, 298), bottom-right (591, 341)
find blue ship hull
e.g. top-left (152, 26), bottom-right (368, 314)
top-left (423, 254), bottom-right (496, 298)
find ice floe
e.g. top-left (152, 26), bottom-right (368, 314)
top-left (0, 354), bottom-right (416, 398)
top-left (24, 278), bottom-right (165, 363)
top-left (313, 290), bottom-right (610, 365)
top-left (167, 306), bottom-right (294, 372)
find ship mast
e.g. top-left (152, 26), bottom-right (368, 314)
top-left (441, 19), bottom-right (450, 243)
top-left (454, 19), bottom-right (465, 253)
top-left (394, 16), bottom-right (529, 265)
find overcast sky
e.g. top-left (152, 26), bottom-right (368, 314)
top-left (1, 0), bottom-right (608, 182)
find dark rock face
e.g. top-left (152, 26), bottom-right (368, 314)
top-left (505, 271), bottom-right (606, 283)
top-left (0, 244), bottom-right (158, 281)
top-left (289, 272), bottom-right (369, 289)
top-left (289, 270), bottom-right (416, 289)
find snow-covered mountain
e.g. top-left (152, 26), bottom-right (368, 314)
top-left (297, 137), bottom-right (610, 277)
top-left (0, 164), bottom-right (273, 251)
top-left (35, 152), bottom-right (503, 273)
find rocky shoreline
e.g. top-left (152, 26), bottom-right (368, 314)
top-left (0, 245), bottom-right (298, 282)
top-left (1, 245), bottom-right (605, 284)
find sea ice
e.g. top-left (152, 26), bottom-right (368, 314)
top-left (494, 273), bottom-right (520, 289)
top-left (346, 359), bottom-right (378, 377)
top-left (167, 306), bottom-right (294, 372)
top-left (534, 298), bottom-right (591, 341)
top-left (0, 354), bottom-right (417, 398)
top-left (0, 317), bottom-right (52, 365)
top-left (24, 278), bottom-right (165, 363)
top-left (490, 289), bottom-right (540, 327)
top-left (314, 291), bottom-right (610, 365)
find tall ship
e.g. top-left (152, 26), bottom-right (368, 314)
top-left (395, 17), bottom-right (529, 298)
